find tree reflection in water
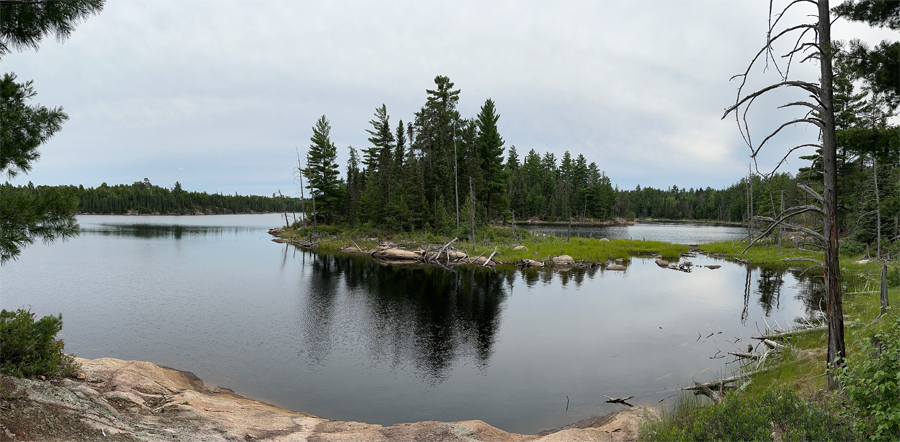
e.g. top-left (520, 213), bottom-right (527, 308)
top-left (741, 264), bottom-right (825, 325)
top-left (299, 253), bottom-right (508, 383)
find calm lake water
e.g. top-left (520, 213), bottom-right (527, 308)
top-left (0, 215), bottom-right (822, 434)
top-left (524, 220), bottom-right (751, 244)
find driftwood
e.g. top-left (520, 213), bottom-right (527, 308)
top-left (728, 351), bottom-right (762, 360)
top-left (603, 395), bottom-right (635, 407)
top-left (483, 247), bottom-right (498, 267)
top-left (683, 366), bottom-right (777, 394)
top-left (436, 238), bottom-right (458, 261)
top-left (692, 382), bottom-right (723, 403)
top-left (750, 338), bottom-right (784, 350)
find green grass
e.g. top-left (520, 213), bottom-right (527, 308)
top-left (699, 240), bottom-right (824, 267)
top-left (279, 225), bottom-right (688, 263)
top-left (640, 388), bottom-right (857, 441)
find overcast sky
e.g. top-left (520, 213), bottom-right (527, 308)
top-left (4, 0), bottom-right (895, 197)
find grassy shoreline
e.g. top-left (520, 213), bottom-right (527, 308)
top-left (275, 224), bottom-right (689, 265)
top-left (646, 241), bottom-right (900, 441)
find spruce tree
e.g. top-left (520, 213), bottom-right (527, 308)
top-left (475, 99), bottom-right (508, 221)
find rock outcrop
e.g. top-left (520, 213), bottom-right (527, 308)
top-left (0, 358), bottom-right (654, 441)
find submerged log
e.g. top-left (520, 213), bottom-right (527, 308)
top-left (604, 395), bottom-right (635, 407)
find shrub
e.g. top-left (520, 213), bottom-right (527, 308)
top-left (834, 313), bottom-right (900, 441)
top-left (887, 265), bottom-right (899, 289)
top-left (840, 239), bottom-right (866, 256)
top-left (0, 309), bottom-right (77, 378)
top-left (641, 387), bottom-right (855, 441)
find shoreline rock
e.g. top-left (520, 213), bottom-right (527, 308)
top-left (1, 357), bottom-right (655, 441)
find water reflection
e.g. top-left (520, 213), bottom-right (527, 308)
top-left (84, 223), bottom-right (257, 239)
top-left (299, 252), bottom-right (508, 382)
top-left (741, 265), bottom-right (824, 325)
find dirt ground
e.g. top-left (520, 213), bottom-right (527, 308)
top-left (1, 357), bottom-right (655, 442)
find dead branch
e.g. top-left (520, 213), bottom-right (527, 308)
top-left (783, 257), bottom-right (825, 266)
top-left (729, 351), bottom-right (762, 360)
top-left (437, 237), bottom-right (458, 262)
top-left (753, 118), bottom-right (824, 157)
top-left (724, 80), bottom-right (820, 120)
top-left (796, 183), bottom-right (823, 203)
top-left (692, 382), bottom-right (723, 403)
top-left (483, 246), bottom-right (498, 267)
top-left (604, 395), bottom-right (635, 407)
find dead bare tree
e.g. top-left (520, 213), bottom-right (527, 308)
top-left (723, 0), bottom-right (845, 388)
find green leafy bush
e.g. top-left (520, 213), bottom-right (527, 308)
top-left (887, 265), bottom-right (899, 288)
top-left (0, 308), bottom-right (76, 378)
top-left (840, 239), bottom-right (866, 256)
top-left (834, 313), bottom-right (900, 441)
top-left (641, 387), bottom-right (856, 441)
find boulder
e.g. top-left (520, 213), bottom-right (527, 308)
top-left (552, 255), bottom-right (576, 266)
top-left (655, 259), bottom-right (669, 267)
top-left (606, 264), bottom-right (627, 271)
top-left (599, 238), bottom-right (610, 242)
top-left (706, 265), bottom-right (721, 270)
top-left (513, 245), bottom-right (528, 251)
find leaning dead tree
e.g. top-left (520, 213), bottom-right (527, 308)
top-left (723, 0), bottom-right (845, 389)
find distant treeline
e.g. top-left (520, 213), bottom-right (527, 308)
top-left (4, 180), bottom-right (304, 215)
top-left (612, 174), bottom-right (797, 222)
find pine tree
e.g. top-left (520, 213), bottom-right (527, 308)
top-left (303, 116), bottom-right (343, 223)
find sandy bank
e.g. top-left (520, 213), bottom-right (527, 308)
top-left (1, 357), bottom-right (654, 441)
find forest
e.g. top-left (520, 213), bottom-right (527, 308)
top-left (1, 179), bottom-right (304, 215)
top-left (298, 74), bottom-right (898, 252)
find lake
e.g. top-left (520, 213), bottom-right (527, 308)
top-left (0, 215), bottom-right (822, 434)
top-left (523, 220), bottom-right (752, 244)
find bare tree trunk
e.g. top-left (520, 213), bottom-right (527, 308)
top-left (880, 263), bottom-right (889, 318)
top-left (297, 148), bottom-right (307, 226)
top-left (874, 156), bottom-right (881, 258)
top-left (470, 177), bottom-right (476, 252)
top-left (747, 164), bottom-right (753, 242)
top-left (454, 124), bottom-right (459, 237)
top-left (818, 0), bottom-right (845, 390)
top-left (779, 190), bottom-right (784, 248)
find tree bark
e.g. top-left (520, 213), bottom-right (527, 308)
top-left (818, 0), bottom-right (845, 390)
top-left (881, 263), bottom-right (889, 318)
